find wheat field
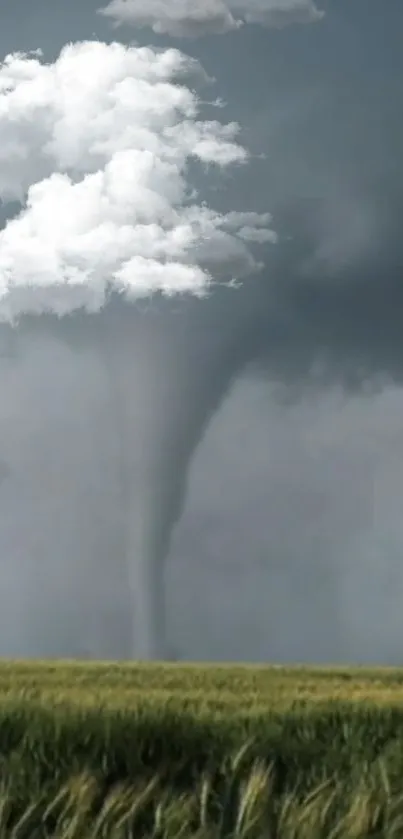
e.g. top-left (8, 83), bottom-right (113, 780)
top-left (2, 659), bottom-right (403, 711)
top-left (1, 661), bottom-right (403, 837)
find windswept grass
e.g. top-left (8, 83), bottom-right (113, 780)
top-left (1, 661), bottom-right (403, 836)
top-left (0, 745), bottom-right (403, 838)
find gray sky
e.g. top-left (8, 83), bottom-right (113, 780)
top-left (1, 0), bottom-right (403, 664)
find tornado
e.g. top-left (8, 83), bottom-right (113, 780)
top-left (0, 280), bottom-right (267, 660)
top-left (0, 287), bottom-right (266, 659)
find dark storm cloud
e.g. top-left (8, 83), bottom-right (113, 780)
top-left (1, 0), bottom-right (403, 662)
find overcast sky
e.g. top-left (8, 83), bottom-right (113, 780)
top-left (1, 0), bottom-right (403, 664)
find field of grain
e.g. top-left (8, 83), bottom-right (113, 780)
top-left (2, 659), bottom-right (403, 711)
top-left (1, 661), bottom-right (403, 837)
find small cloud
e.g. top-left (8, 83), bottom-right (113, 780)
top-left (98, 0), bottom-right (324, 38)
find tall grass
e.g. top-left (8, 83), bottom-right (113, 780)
top-left (0, 746), bottom-right (403, 837)
top-left (1, 662), bottom-right (403, 836)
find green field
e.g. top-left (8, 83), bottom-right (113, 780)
top-left (4, 659), bottom-right (403, 709)
top-left (2, 660), bottom-right (403, 837)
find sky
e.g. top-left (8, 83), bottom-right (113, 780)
top-left (1, 0), bottom-right (403, 663)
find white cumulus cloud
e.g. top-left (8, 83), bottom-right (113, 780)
top-left (0, 41), bottom-right (275, 321)
top-left (98, 0), bottom-right (324, 38)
